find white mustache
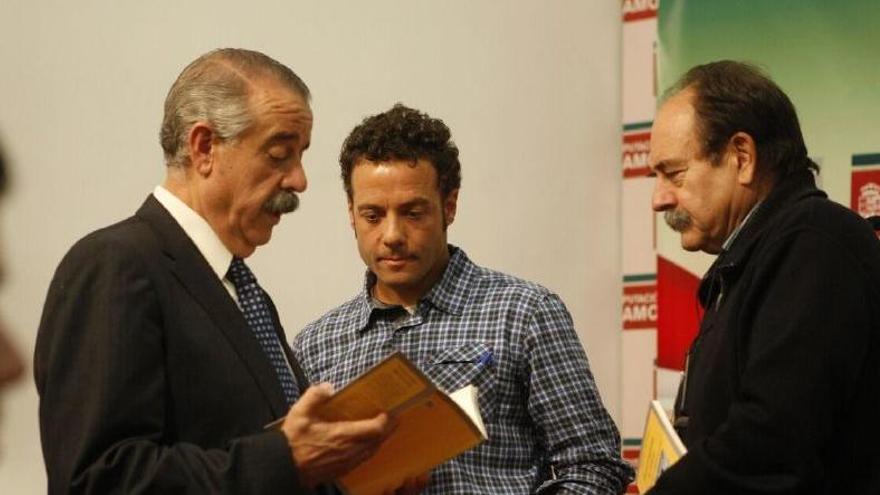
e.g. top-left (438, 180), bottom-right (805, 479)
top-left (664, 209), bottom-right (692, 232)
top-left (264, 190), bottom-right (299, 215)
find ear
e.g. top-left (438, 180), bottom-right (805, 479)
top-left (443, 189), bottom-right (459, 227)
top-left (348, 199), bottom-right (356, 231)
top-left (729, 132), bottom-right (758, 186)
top-left (187, 122), bottom-right (216, 177)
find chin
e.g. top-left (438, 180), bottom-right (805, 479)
top-left (679, 234), bottom-right (705, 253)
top-left (250, 227), bottom-right (274, 246)
top-left (681, 239), bottom-right (720, 255)
top-left (680, 243), bottom-right (701, 252)
top-left (372, 270), bottom-right (414, 287)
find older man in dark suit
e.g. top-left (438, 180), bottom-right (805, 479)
top-left (35, 48), bottom-right (417, 495)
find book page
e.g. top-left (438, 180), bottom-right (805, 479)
top-left (448, 384), bottom-right (486, 438)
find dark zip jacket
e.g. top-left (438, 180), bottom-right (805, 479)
top-left (651, 169), bottom-right (880, 494)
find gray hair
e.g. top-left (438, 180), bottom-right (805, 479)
top-left (159, 48), bottom-right (311, 167)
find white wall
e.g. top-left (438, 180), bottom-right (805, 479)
top-left (0, 1), bottom-right (621, 491)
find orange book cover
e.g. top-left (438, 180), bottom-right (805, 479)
top-left (319, 352), bottom-right (487, 495)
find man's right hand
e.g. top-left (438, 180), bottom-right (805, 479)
top-left (281, 382), bottom-right (395, 488)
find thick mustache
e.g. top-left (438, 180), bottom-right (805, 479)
top-left (264, 190), bottom-right (299, 215)
top-left (664, 209), bottom-right (692, 232)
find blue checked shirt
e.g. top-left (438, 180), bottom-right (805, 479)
top-left (293, 246), bottom-right (633, 494)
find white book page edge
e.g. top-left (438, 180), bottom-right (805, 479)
top-left (449, 384), bottom-right (487, 439)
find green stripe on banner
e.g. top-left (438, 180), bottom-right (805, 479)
top-left (622, 121), bottom-right (653, 132)
top-left (623, 273), bottom-right (657, 283)
top-left (623, 438), bottom-right (642, 447)
top-left (852, 153), bottom-right (880, 166)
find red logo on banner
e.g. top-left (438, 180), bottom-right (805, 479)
top-left (852, 171), bottom-right (880, 217)
top-left (622, 0), bottom-right (659, 22)
top-left (852, 168), bottom-right (880, 238)
top-left (622, 284), bottom-right (657, 329)
top-left (623, 131), bottom-right (651, 178)
top-left (656, 256), bottom-right (702, 370)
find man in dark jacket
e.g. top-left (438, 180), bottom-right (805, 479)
top-left (647, 61), bottom-right (880, 494)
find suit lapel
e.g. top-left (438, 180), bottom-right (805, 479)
top-left (136, 195), bottom-right (289, 418)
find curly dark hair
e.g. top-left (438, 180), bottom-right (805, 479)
top-left (666, 60), bottom-right (818, 182)
top-left (339, 104), bottom-right (461, 200)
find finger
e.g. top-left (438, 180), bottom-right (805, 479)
top-left (337, 412), bottom-right (394, 440)
top-left (290, 382), bottom-right (335, 416)
top-left (330, 440), bottom-right (383, 479)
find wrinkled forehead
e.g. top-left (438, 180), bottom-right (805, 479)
top-left (649, 91), bottom-right (701, 168)
top-left (248, 79), bottom-right (312, 122)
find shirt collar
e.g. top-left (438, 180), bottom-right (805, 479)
top-left (721, 200), bottom-right (763, 252)
top-left (422, 245), bottom-right (473, 316)
top-left (153, 185), bottom-right (233, 281)
top-left (352, 245), bottom-right (474, 333)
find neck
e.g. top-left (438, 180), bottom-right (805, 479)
top-left (163, 167), bottom-right (200, 212)
top-left (721, 180), bottom-right (772, 252)
top-left (162, 167), bottom-right (251, 257)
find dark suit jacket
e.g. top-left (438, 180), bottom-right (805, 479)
top-left (35, 196), bottom-right (312, 494)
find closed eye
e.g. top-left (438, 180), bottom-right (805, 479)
top-left (667, 169), bottom-right (686, 183)
top-left (267, 146), bottom-right (292, 163)
top-left (360, 210), bottom-right (381, 223)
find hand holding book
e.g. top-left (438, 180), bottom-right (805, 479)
top-left (279, 382), bottom-right (397, 489)
top-left (299, 352), bottom-right (488, 495)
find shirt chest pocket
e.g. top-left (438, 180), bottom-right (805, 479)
top-left (420, 342), bottom-right (498, 423)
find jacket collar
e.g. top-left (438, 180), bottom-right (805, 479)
top-left (698, 169), bottom-right (826, 307)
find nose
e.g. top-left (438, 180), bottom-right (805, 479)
top-left (381, 214), bottom-right (405, 248)
top-left (652, 178), bottom-right (676, 212)
top-left (282, 162), bottom-right (308, 193)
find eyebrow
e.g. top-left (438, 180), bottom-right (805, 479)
top-left (400, 198), bottom-right (432, 209)
top-left (356, 198), bottom-right (433, 211)
top-left (262, 132), bottom-right (310, 152)
top-left (647, 160), bottom-right (683, 178)
top-left (651, 159), bottom-right (688, 174)
top-left (266, 132), bottom-right (302, 145)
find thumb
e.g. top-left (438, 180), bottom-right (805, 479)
top-left (290, 382), bottom-right (335, 416)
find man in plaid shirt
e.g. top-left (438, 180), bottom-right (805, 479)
top-left (293, 104), bottom-right (633, 494)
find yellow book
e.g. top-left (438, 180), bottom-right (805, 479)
top-left (635, 400), bottom-right (687, 493)
top-left (318, 352), bottom-right (487, 495)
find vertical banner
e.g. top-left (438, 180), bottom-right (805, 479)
top-left (620, 1), bottom-right (659, 490)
